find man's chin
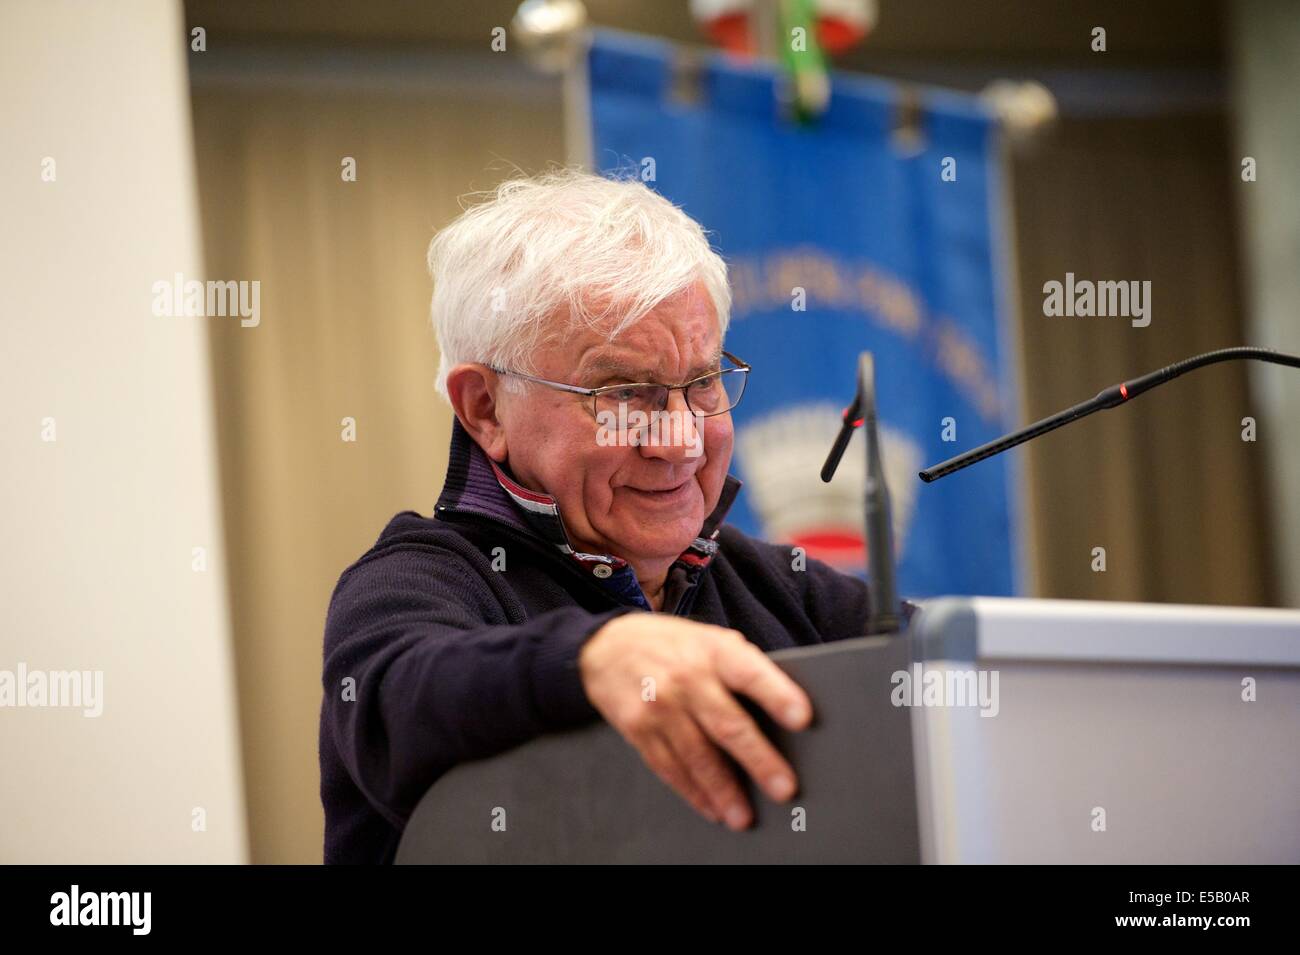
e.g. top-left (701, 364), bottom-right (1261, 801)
top-left (607, 523), bottom-right (702, 562)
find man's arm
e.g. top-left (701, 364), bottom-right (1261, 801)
top-left (321, 546), bottom-right (632, 827)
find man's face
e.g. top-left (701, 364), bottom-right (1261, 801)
top-left (498, 280), bottom-right (733, 567)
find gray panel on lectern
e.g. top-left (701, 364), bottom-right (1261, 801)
top-left (396, 634), bottom-right (918, 864)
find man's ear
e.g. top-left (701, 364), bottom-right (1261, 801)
top-left (445, 364), bottom-right (508, 462)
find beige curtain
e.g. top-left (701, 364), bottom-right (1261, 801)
top-left (1010, 115), bottom-right (1277, 606)
top-left (192, 82), bottom-right (563, 862)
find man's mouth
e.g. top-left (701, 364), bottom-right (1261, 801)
top-left (625, 478), bottom-right (695, 502)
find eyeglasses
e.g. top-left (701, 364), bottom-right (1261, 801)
top-left (489, 350), bottom-right (750, 421)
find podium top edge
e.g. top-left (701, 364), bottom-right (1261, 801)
top-left (909, 596), bottom-right (1300, 667)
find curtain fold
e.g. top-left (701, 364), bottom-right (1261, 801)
top-left (193, 85), bottom-right (563, 862)
top-left (1010, 116), bottom-right (1276, 606)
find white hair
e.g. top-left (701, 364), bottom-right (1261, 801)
top-left (427, 168), bottom-right (731, 400)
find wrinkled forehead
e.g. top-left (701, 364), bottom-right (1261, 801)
top-left (543, 283), bottom-right (723, 382)
top-left (577, 344), bottom-right (724, 384)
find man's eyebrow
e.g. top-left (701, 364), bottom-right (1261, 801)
top-left (582, 356), bottom-right (653, 381)
top-left (686, 350), bottom-right (724, 379)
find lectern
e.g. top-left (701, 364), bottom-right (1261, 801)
top-left (396, 597), bottom-right (1300, 864)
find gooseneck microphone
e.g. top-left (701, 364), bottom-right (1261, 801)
top-left (919, 346), bottom-right (1300, 484)
top-left (821, 352), bottom-right (902, 636)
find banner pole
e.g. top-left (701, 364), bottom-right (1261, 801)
top-left (989, 125), bottom-right (1039, 598)
top-left (563, 31), bottom-right (594, 170)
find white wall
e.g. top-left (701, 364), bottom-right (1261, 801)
top-left (0, 0), bottom-right (247, 861)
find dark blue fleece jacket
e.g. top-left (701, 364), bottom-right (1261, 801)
top-left (319, 420), bottom-right (876, 863)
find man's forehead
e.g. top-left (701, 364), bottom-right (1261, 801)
top-left (577, 342), bottom-right (722, 380)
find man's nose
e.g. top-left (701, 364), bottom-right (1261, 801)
top-left (638, 389), bottom-right (702, 463)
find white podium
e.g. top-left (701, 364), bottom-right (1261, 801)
top-left (396, 595), bottom-right (1300, 864)
top-left (909, 597), bottom-right (1300, 863)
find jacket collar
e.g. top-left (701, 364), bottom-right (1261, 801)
top-left (434, 417), bottom-right (741, 573)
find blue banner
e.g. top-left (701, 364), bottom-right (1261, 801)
top-left (587, 31), bottom-right (1023, 598)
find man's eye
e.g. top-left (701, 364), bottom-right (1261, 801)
top-left (611, 386), bottom-right (640, 402)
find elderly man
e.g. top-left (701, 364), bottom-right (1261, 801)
top-left (319, 169), bottom-right (875, 864)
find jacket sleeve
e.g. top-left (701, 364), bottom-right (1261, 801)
top-left (321, 545), bottom-right (635, 828)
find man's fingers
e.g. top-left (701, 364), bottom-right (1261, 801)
top-left (689, 680), bottom-right (798, 805)
top-left (663, 714), bottom-right (752, 830)
top-left (712, 635), bottom-right (813, 732)
top-left (636, 731), bottom-right (719, 824)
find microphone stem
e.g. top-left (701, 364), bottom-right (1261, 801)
top-left (920, 346), bottom-right (1300, 483)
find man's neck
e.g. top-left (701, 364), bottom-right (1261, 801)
top-left (633, 562), bottom-right (672, 612)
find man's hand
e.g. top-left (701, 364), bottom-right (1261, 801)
top-left (577, 614), bottom-right (813, 830)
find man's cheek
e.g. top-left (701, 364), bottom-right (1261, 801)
top-left (706, 424), bottom-right (733, 467)
top-left (685, 427), bottom-right (704, 458)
